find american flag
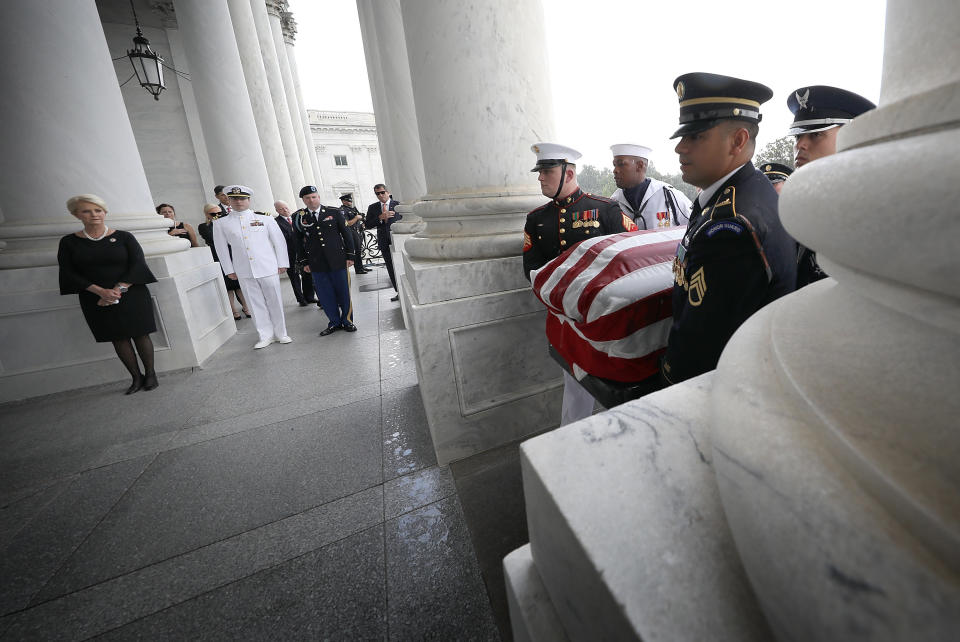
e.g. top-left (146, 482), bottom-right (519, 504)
top-left (531, 228), bottom-right (684, 382)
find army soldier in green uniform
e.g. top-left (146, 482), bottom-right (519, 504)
top-left (662, 73), bottom-right (797, 384)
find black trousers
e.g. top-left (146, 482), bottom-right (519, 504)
top-left (350, 227), bottom-right (365, 273)
top-left (381, 242), bottom-right (398, 292)
top-left (286, 266), bottom-right (316, 302)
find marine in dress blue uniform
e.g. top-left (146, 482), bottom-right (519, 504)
top-left (662, 73), bottom-right (797, 384)
top-left (787, 86), bottom-right (876, 288)
top-left (523, 142), bottom-right (638, 425)
top-left (522, 143), bottom-right (637, 280)
top-left (295, 185), bottom-right (357, 335)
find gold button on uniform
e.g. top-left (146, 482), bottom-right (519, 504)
top-left (560, 208), bottom-right (566, 214)
top-left (559, 228), bottom-right (565, 233)
top-left (559, 218), bottom-right (565, 223)
top-left (560, 240), bottom-right (567, 246)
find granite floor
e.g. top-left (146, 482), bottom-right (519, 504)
top-left (0, 263), bottom-right (502, 641)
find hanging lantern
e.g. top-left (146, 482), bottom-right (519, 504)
top-left (127, 25), bottom-right (165, 101)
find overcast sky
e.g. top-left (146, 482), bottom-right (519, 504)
top-left (287, 0), bottom-right (886, 174)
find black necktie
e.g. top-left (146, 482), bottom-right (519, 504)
top-left (690, 198), bottom-right (703, 219)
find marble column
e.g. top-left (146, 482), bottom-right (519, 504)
top-left (355, 0), bottom-right (402, 193)
top-left (281, 12), bottom-right (322, 189)
top-left (391, 0), bottom-right (558, 464)
top-left (0, 0), bottom-right (234, 403)
top-left (0, 0), bottom-right (179, 268)
top-left (228, 0), bottom-right (295, 205)
top-left (267, 0), bottom-right (313, 188)
top-left (250, 0), bottom-right (304, 195)
top-left (172, 0), bottom-right (273, 211)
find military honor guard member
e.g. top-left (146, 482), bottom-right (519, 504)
top-left (788, 85), bottom-right (876, 288)
top-left (212, 185), bottom-right (292, 349)
top-left (274, 199), bottom-right (317, 306)
top-left (609, 143), bottom-right (692, 229)
top-left (663, 73), bottom-right (797, 384)
top-left (295, 185), bottom-right (358, 336)
top-left (760, 162), bottom-right (794, 194)
top-left (523, 142), bottom-right (638, 425)
top-left (339, 193), bottom-right (370, 275)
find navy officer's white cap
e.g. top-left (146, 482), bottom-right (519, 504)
top-left (224, 185), bottom-right (253, 198)
top-left (530, 142), bottom-right (582, 172)
top-left (610, 144), bottom-right (653, 159)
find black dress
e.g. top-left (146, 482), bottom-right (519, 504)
top-left (58, 230), bottom-right (158, 342)
top-left (198, 221), bottom-right (241, 291)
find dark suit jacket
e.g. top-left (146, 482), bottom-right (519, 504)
top-left (274, 215), bottom-right (300, 267)
top-left (365, 198), bottom-right (402, 248)
top-left (663, 162), bottom-right (797, 384)
top-left (293, 207), bottom-right (356, 272)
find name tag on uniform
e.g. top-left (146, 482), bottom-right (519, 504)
top-left (250, 220), bottom-right (264, 227)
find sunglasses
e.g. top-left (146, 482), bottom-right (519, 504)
top-left (375, 190), bottom-right (387, 195)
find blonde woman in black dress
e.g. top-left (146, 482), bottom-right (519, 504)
top-left (58, 194), bottom-right (160, 394)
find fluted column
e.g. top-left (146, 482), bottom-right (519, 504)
top-left (250, 0), bottom-right (304, 193)
top-left (0, 0), bottom-right (181, 268)
top-left (357, 0), bottom-right (426, 233)
top-left (709, 0), bottom-right (960, 638)
top-left (281, 12), bottom-right (322, 189)
top-left (267, 0), bottom-right (313, 187)
top-left (228, 0), bottom-right (295, 205)
top-left (172, 0), bottom-right (273, 211)
top-left (400, 0), bottom-right (554, 260)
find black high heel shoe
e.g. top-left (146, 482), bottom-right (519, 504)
top-left (125, 375), bottom-right (143, 395)
top-left (243, 309), bottom-right (251, 318)
top-left (143, 372), bottom-right (159, 391)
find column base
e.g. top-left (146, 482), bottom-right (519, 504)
top-left (401, 252), bottom-right (562, 464)
top-left (0, 248), bottom-right (235, 403)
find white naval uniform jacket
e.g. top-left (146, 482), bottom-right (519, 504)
top-left (212, 209), bottom-right (289, 279)
top-left (611, 178), bottom-right (693, 230)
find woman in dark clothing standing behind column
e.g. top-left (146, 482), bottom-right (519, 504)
top-left (58, 194), bottom-right (160, 394)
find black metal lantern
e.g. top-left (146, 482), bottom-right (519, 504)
top-left (127, 25), bottom-right (165, 101)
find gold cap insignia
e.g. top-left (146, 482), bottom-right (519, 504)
top-left (676, 81), bottom-right (685, 101)
top-left (532, 145), bottom-right (540, 153)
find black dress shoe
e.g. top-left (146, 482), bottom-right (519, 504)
top-left (125, 376), bottom-right (143, 395)
top-left (319, 326), bottom-right (341, 336)
top-left (142, 373), bottom-right (159, 391)
top-left (342, 321), bottom-right (357, 332)
top-left (390, 294), bottom-right (399, 302)
top-left (298, 300), bottom-right (308, 307)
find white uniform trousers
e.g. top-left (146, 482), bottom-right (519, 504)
top-left (561, 371), bottom-right (595, 425)
top-left (238, 273), bottom-right (287, 342)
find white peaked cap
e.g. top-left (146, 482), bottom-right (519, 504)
top-left (610, 144), bottom-right (653, 158)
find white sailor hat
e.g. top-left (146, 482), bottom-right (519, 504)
top-left (224, 185), bottom-right (253, 198)
top-left (530, 142), bottom-right (582, 172)
top-left (610, 144), bottom-right (653, 159)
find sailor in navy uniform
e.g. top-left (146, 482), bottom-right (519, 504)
top-left (662, 73), bottom-right (797, 385)
top-left (760, 162), bottom-right (794, 194)
top-left (212, 185), bottom-right (292, 350)
top-left (523, 142), bottom-right (637, 425)
top-left (787, 85), bottom-right (876, 288)
top-left (294, 185), bottom-right (357, 336)
top-left (523, 142), bottom-right (637, 280)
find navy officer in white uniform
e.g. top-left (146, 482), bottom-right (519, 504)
top-left (213, 185), bottom-right (292, 349)
top-left (609, 143), bottom-right (691, 229)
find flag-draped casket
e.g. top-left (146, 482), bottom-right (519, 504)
top-left (530, 228), bottom-right (685, 383)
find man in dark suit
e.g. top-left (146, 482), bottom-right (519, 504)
top-left (274, 199), bottom-right (316, 306)
top-left (295, 185), bottom-right (357, 335)
top-left (662, 72), bottom-right (797, 385)
top-left (364, 183), bottom-right (402, 301)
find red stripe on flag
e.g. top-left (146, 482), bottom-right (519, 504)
top-left (547, 235), bottom-right (622, 312)
top-left (576, 239), bottom-right (682, 320)
top-left (547, 313), bottom-right (665, 382)
top-left (576, 288), bottom-right (673, 343)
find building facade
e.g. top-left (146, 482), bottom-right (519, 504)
top-left (308, 110), bottom-right (385, 211)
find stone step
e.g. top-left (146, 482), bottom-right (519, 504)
top-left (509, 373), bottom-right (772, 641)
top-left (503, 543), bottom-right (569, 642)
